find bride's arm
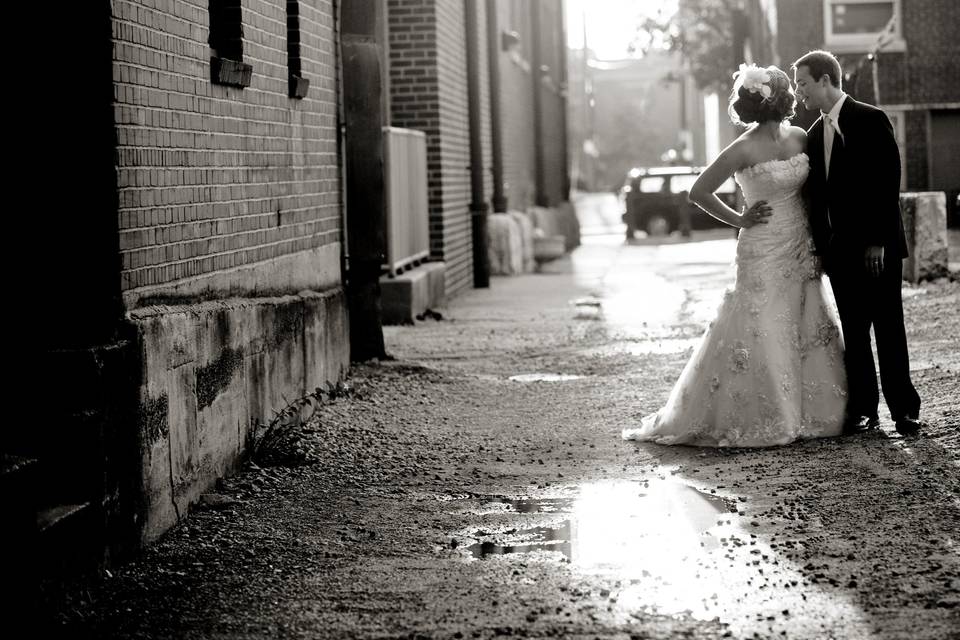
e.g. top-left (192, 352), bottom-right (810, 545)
top-left (689, 142), bottom-right (771, 229)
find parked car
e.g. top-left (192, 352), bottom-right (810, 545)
top-left (620, 166), bottom-right (740, 239)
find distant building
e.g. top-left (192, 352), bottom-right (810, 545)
top-left (764, 0), bottom-right (960, 222)
top-left (386, 0), bottom-right (571, 297)
top-left (569, 50), bottom-right (698, 191)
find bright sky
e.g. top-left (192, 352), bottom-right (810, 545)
top-left (566, 0), bottom-right (678, 60)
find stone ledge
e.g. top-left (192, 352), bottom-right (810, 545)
top-left (211, 56), bottom-right (252, 88)
top-left (132, 287), bottom-right (349, 544)
top-left (380, 262), bottom-right (446, 325)
top-left (901, 191), bottom-right (948, 283)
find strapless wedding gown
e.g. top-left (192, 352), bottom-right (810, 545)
top-left (623, 153), bottom-right (847, 447)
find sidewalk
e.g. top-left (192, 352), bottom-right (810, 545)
top-left (45, 210), bottom-right (960, 639)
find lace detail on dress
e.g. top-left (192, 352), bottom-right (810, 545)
top-left (622, 152), bottom-right (846, 448)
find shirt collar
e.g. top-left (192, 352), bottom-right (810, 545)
top-left (822, 93), bottom-right (848, 133)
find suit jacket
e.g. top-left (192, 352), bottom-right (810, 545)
top-left (804, 96), bottom-right (909, 264)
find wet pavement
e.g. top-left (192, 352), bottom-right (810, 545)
top-left (47, 192), bottom-right (960, 639)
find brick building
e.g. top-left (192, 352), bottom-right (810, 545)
top-left (759, 0), bottom-right (960, 222)
top-left (650, 0), bottom-right (958, 228)
top-left (13, 0), bottom-right (351, 571)
top-left (113, 0), bottom-right (351, 545)
top-left (386, 0), bottom-right (571, 298)
top-left (8, 0), bottom-right (572, 578)
top-left (569, 52), bottom-right (689, 191)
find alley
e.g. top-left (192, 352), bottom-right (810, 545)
top-left (47, 194), bottom-right (960, 639)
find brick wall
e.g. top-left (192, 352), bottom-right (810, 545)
top-left (536, 1), bottom-right (567, 206)
top-left (387, 0), bottom-right (475, 298)
top-left (896, 0), bottom-right (960, 105)
top-left (386, 0), bottom-right (440, 253)
top-left (385, 0), bottom-right (569, 294)
top-left (112, 0), bottom-right (342, 306)
top-left (775, 0), bottom-right (960, 107)
top-left (435, 1), bottom-right (473, 297)
top-left (475, 0), bottom-right (494, 206)
top-left (774, 0), bottom-right (960, 194)
top-left (774, 0), bottom-right (826, 129)
top-left (539, 82), bottom-right (566, 206)
top-left (904, 110), bottom-right (929, 190)
top-left (498, 0), bottom-right (536, 211)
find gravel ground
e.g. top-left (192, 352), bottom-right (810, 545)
top-left (44, 238), bottom-right (960, 640)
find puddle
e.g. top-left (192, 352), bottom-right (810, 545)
top-left (466, 480), bottom-right (732, 562)
top-left (509, 373), bottom-right (584, 382)
top-left (571, 297), bottom-right (604, 321)
top-left (461, 479), bottom-right (762, 620)
top-left (459, 480), bottom-right (872, 630)
top-left (467, 522), bottom-right (573, 558)
top-left (483, 496), bottom-right (575, 513)
top-left (583, 338), bottom-right (700, 357)
top-left (571, 297), bottom-right (603, 308)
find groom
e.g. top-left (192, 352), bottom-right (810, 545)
top-left (792, 50), bottom-right (925, 436)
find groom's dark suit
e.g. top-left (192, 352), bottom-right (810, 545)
top-left (804, 95), bottom-right (920, 422)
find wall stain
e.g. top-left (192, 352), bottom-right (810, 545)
top-left (270, 304), bottom-right (303, 350)
top-left (140, 394), bottom-right (169, 445)
top-left (195, 346), bottom-right (244, 410)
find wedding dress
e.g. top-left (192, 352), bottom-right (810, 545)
top-left (623, 153), bottom-right (847, 447)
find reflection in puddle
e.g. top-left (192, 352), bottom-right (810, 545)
top-left (465, 480), bottom-right (750, 620)
top-left (583, 338), bottom-right (700, 357)
top-left (509, 373), bottom-right (584, 382)
top-left (467, 523), bottom-right (572, 558)
top-left (601, 272), bottom-right (686, 336)
top-left (468, 481), bottom-right (728, 550)
top-left (486, 496), bottom-right (574, 513)
top-left (468, 482), bottom-right (728, 563)
top-left (461, 480), bottom-right (872, 631)
top-left (571, 297), bottom-right (604, 321)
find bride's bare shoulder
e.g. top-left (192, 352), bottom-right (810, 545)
top-left (786, 125), bottom-right (807, 143)
top-left (725, 131), bottom-right (760, 154)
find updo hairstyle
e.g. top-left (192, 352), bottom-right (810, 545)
top-left (728, 64), bottom-right (796, 126)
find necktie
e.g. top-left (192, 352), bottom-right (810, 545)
top-left (824, 114), bottom-right (835, 178)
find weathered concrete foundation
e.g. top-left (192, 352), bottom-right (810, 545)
top-left (129, 287), bottom-right (349, 543)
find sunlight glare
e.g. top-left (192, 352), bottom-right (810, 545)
top-left (566, 0), bottom-right (679, 60)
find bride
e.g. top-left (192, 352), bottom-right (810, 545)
top-left (622, 64), bottom-right (847, 447)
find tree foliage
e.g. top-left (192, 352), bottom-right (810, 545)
top-left (631, 0), bottom-right (741, 94)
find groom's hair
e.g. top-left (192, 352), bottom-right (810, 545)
top-left (792, 50), bottom-right (842, 88)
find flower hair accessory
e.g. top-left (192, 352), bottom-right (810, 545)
top-left (733, 63), bottom-right (773, 99)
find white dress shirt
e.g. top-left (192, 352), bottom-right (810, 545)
top-left (822, 93), bottom-right (847, 179)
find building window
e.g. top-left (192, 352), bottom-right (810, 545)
top-left (824, 0), bottom-right (905, 53)
top-left (287, 1), bottom-right (309, 98)
top-left (209, 0), bottom-right (253, 88)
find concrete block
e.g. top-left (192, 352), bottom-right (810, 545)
top-left (380, 262), bottom-right (446, 325)
top-left (534, 235), bottom-right (566, 264)
top-left (508, 210), bottom-right (535, 273)
top-left (528, 206), bottom-right (560, 237)
top-left (487, 213), bottom-right (523, 275)
top-left (900, 192), bottom-right (949, 282)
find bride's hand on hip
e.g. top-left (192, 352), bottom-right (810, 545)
top-left (740, 200), bottom-right (772, 228)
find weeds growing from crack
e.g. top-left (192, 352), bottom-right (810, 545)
top-left (249, 380), bottom-right (356, 467)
